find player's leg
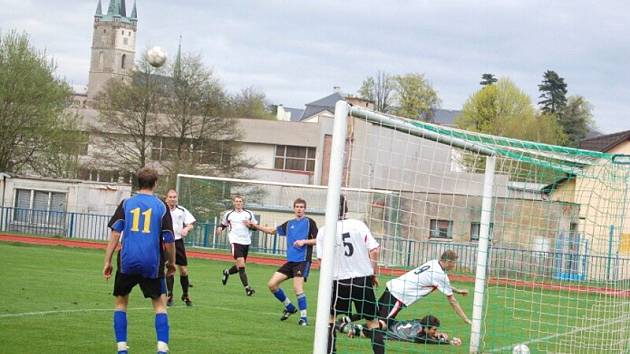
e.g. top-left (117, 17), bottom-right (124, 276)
top-left (328, 279), bottom-right (350, 354)
top-left (268, 268), bottom-right (297, 320)
top-left (236, 244), bottom-right (254, 295)
top-left (165, 274), bottom-right (174, 306)
top-left (176, 240), bottom-right (191, 305)
top-left (292, 266), bottom-right (308, 325)
top-left (352, 276), bottom-right (384, 354)
top-left (141, 277), bottom-right (170, 354)
top-left (112, 271), bottom-right (135, 354)
top-left (222, 243), bottom-right (240, 285)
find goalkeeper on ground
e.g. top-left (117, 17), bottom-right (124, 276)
top-left (337, 314), bottom-right (462, 346)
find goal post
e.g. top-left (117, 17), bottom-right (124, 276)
top-left (313, 100), bottom-right (630, 353)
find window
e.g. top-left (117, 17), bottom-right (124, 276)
top-left (121, 54), bottom-right (126, 69)
top-left (470, 222), bottom-right (494, 241)
top-left (123, 37), bottom-right (128, 45)
top-left (274, 145), bottom-right (316, 172)
top-left (13, 189), bottom-right (66, 227)
top-left (430, 219), bottom-right (452, 239)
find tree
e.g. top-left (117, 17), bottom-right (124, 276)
top-left (0, 30), bottom-right (79, 176)
top-left (538, 70), bottom-right (567, 115)
top-left (456, 78), bottom-right (565, 144)
top-left (162, 53), bottom-right (253, 185)
top-left (93, 59), bottom-right (167, 175)
top-left (560, 95), bottom-right (594, 147)
top-left (392, 73), bottom-right (440, 121)
top-left (357, 71), bottom-right (395, 113)
top-left (226, 87), bottom-right (275, 119)
top-left (480, 73), bottom-right (497, 86)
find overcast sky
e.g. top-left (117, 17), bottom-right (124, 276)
top-left (2, 0), bottom-right (629, 133)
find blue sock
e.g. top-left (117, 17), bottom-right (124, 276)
top-left (273, 288), bottom-right (296, 312)
top-left (114, 310), bottom-right (127, 343)
top-left (155, 313), bottom-right (169, 344)
top-left (297, 293), bottom-right (307, 317)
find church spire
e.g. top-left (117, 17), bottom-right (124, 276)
top-left (106, 0), bottom-right (126, 17)
top-left (174, 35), bottom-right (182, 80)
top-left (130, 1), bottom-right (137, 20)
top-left (95, 0), bottom-right (103, 17)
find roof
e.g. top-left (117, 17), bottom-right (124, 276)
top-left (285, 107), bottom-right (305, 122)
top-left (299, 92), bottom-right (343, 120)
top-left (96, 0), bottom-right (137, 24)
top-left (579, 129), bottom-right (630, 152)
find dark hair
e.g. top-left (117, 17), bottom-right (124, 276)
top-left (136, 167), bottom-right (158, 189)
top-left (233, 195), bottom-right (243, 202)
top-left (419, 315), bottom-right (440, 329)
top-left (339, 195), bottom-right (348, 219)
top-left (166, 189), bottom-right (177, 196)
top-left (293, 198), bottom-right (307, 208)
top-left (440, 250), bottom-right (458, 262)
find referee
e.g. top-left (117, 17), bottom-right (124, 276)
top-left (165, 189), bottom-right (197, 306)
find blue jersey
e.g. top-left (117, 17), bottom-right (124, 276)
top-left (108, 194), bottom-right (174, 279)
top-left (276, 217), bottom-right (318, 262)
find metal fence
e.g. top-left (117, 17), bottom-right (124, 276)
top-left (2, 206), bottom-right (629, 282)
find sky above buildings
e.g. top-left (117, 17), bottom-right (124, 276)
top-left (2, 0), bottom-right (629, 133)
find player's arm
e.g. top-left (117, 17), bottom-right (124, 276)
top-left (369, 246), bottom-right (380, 286)
top-left (446, 295), bottom-right (472, 325)
top-left (452, 287), bottom-right (469, 296)
top-left (161, 207), bottom-right (176, 276)
top-left (104, 200), bottom-right (125, 280)
top-left (215, 212), bottom-right (228, 235)
top-left (295, 218), bottom-right (318, 247)
top-left (250, 223), bottom-right (276, 234)
top-left (103, 230), bottom-right (121, 279)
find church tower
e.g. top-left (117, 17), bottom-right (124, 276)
top-left (87, 0), bottom-right (138, 100)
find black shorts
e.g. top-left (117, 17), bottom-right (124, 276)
top-left (330, 276), bottom-right (377, 320)
top-left (231, 243), bottom-right (249, 260)
top-left (113, 271), bottom-right (166, 299)
top-left (377, 287), bottom-right (406, 320)
top-left (277, 261), bottom-right (311, 280)
top-left (175, 239), bottom-right (188, 266)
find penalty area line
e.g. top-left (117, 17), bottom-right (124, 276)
top-left (0, 307), bottom-right (152, 319)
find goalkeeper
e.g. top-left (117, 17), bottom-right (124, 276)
top-left (337, 314), bottom-right (462, 346)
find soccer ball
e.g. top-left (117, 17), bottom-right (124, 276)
top-left (512, 344), bottom-right (530, 354)
top-left (146, 46), bottom-right (167, 68)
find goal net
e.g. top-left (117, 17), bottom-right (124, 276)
top-left (314, 101), bottom-right (630, 353)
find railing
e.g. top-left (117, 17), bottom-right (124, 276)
top-left (2, 206), bottom-right (629, 282)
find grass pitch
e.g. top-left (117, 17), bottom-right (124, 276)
top-left (1, 242), bottom-right (624, 353)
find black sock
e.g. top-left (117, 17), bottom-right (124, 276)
top-left (238, 267), bottom-right (249, 287)
top-left (180, 275), bottom-right (189, 296)
top-left (228, 265), bottom-right (239, 274)
top-left (364, 327), bottom-right (385, 354)
top-left (327, 323), bottom-right (337, 354)
top-left (166, 275), bottom-right (174, 296)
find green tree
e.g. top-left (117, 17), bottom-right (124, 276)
top-left (560, 95), bottom-right (594, 147)
top-left (0, 30), bottom-right (79, 176)
top-left (227, 87), bottom-right (275, 119)
top-left (480, 73), bottom-right (497, 86)
top-left (456, 78), bottom-right (565, 144)
top-left (538, 70), bottom-right (567, 115)
top-left (392, 73), bottom-right (440, 121)
top-left (357, 71), bottom-right (395, 113)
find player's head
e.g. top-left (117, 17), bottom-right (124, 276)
top-left (339, 194), bottom-right (348, 219)
top-left (440, 250), bottom-right (458, 270)
top-left (419, 315), bottom-right (441, 337)
top-left (232, 195), bottom-right (244, 210)
top-left (293, 198), bottom-right (306, 218)
top-left (165, 189), bottom-right (178, 208)
top-left (136, 167), bottom-right (158, 191)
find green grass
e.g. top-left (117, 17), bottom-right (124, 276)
top-left (1, 243), bottom-right (627, 353)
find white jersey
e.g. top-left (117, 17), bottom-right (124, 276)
top-left (221, 209), bottom-right (258, 245)
top-left (316, 218), bottom-right (379, 280)
top-left (386, 259), bottom-right (453, 306)
top-left (169, 205), bottom-right (196, 241)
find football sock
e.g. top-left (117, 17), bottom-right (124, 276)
top-left (327, 323), bottom-right (337, 354)
top-left (155, 313), bottom-right (169, 345)
top-left (238, 267), bottom-right (249, 287)
top-left (272, 288), bottom-right (296, 312)
top-left (367, 327), bottom-right (385, 354)
top-left (180, 275), bottom-right (189, 296)
top-left (228, 265), bottom-right (239, 274)
top-left (166, 275), bottom-right (174, 296)
top-left (297, 292), bottom-right (307, 318)
top-left (113, 310), bottom-right (127, 343)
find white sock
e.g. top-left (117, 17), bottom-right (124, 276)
top-left (300, 309), bottom-right (307, 317)
top-left (157, 341), bottom-right (169, 352)
top-left (117, 342), bottom-right (128, 351)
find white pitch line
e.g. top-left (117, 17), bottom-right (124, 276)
top-left (486, 313), bottom-right (630, 352)
top-left (0, 307), bottom-right (152, 318)
top-left (0, 305), bottom-right (280, 319)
